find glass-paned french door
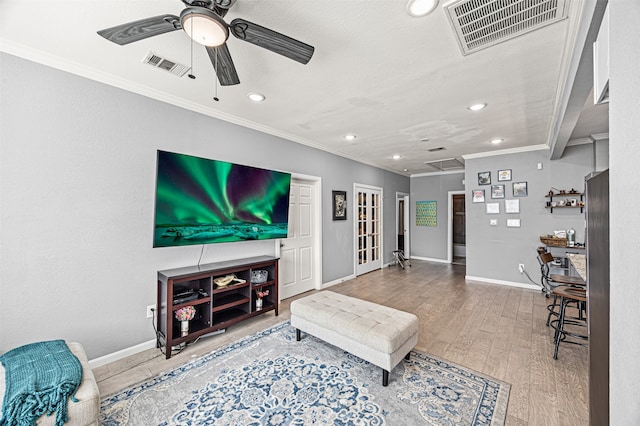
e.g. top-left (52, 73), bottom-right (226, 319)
top-left (355, 185), bottom-right (382, 275)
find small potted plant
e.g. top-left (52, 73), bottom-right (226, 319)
top-left (255, 289), bottom-right (269, 310)
top-left (175, 306), bottom-right (196, 336)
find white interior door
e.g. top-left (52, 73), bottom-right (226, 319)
top-left (355, 185), bottom-right (383, 275)
top-left (279, 178), bottom-right (319, 299)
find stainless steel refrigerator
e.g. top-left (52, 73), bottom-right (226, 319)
top-left (585, 169), bottom-right (609, 425)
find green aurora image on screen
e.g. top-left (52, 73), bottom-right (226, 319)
top-left (153, 151), bottom-right (291, 247)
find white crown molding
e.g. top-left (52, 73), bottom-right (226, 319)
top-left (590, 132), bottom-right (609, 141)
top-left (567, 132), bottom-right (610, 146)
top-left (567, 137), bottom-right (592, 146)
top-left (410, 170), bottom-right (465, 178)
top-left (1, 40), bottom-right (409, 178)
top-left (462, 144), bottom-right (549, 160)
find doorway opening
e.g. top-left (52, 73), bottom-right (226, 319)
top-left (448, 191), bottom-right (466, 265)
top-left (396, 192), bottom-right (410, 258)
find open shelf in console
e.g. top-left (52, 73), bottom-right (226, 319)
top-left (157, 255), bottom-right (279, 358)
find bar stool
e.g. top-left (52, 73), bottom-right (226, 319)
top-left (549, 286), bottom-right (588, 359)
top-left (537, 251), bottom-right (586, 325)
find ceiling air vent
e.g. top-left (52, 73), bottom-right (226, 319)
top-left (424, 157), bottom-right (465, 171)
top-left (143, 52), bottom-right (190, 77)
top-left (444, 0), bottom-right (569, 56)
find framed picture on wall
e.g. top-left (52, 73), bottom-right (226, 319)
top-left (332, 190), bottom-right (347, 220)
top-left (507, 219), bottom-right (521, 227)
top-left (472, 189), bottom-right (485, 203)
top-left (498, 169), bottom-right (512, 181)
top-left (486, 202), bottom-right (500, 214)
top-left (513, 182), bottom-right (528, 197)
top-left (505, 199), bottom-right (520, 213)
top-left (491, 185), bottom-right (505, 199)
top-left (478, 171), bottom-right (491, 185)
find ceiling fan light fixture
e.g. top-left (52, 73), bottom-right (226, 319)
top-left (181, 8), bottom-right (229, 47)
top-left (406, 0), bottom-right (438, 17)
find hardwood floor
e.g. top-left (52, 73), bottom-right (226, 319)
top-left (93, 260), bottom-right (588, 425)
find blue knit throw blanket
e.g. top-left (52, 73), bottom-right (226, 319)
top-left (0, 340), bottom-right (82, 426)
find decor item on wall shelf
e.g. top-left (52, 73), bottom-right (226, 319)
top-left (498, 169), bottom-right (512, 181)
top-left (512, 181), bottom-right (528, 197)
top-left (478, 171), bottom-right (491, 185)
top-left (332, 190), bottom-right (347, 220)
top-left (491, 185), bottom-right (505, 199)
top-left (416, 200), bottom-right (437, 226)
top-left (472, 189), bottom-right (485, 203)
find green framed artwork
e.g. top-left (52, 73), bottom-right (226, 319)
top-left (416, 200), bottom-right (437, 226)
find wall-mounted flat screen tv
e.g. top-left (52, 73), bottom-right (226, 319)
top-left (153, 150), bottom-right (291, 247)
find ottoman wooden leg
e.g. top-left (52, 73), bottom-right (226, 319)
top-left (405, 352), bottom-right (411, 360)
top-left (382, 369), bottom-right (389, 387)
top-left (296, 328), bottom-right (301, 341)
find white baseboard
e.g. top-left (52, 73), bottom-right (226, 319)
top-left (465, 275), bottom-right (540, 291)
top-left (411, 256), bottom-right (449, 264)
top-left (88, 339), bottom-right (157, 369)
top-left (322, 274), bottom-right (356, 289)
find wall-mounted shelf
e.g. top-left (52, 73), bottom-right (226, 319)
top-left (545, 192), bottom-right (584, 213)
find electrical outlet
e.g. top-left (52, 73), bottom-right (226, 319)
top-left (518, 264), bottom-right (525, 273)
top-left (146, 305), bottom-right (155, 318)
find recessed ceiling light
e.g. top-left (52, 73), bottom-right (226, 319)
top-left (393, 154), bottom-right (402, 160)
top-left (247, 92), bottom-right (265, 102)
top-left (403, 168), bottom-right (409, 172)
top-left (468, 103), bottom-right (487, 111)
top-left (406, 0), bottom-right (438, 17)
top-left (490, 138), bottom-right (504, 144)
top-left (344, 134), bottom-right (357, 141)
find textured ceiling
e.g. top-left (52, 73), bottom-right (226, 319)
top-left (0, 0), bottom-right (608, 175)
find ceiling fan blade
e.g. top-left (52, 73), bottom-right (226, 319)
top-left (213, 0), bottom-right (237, 18)
top-left (229, 18), bottom-right (314, 64)
top-left (205, 44), bottom-right (240, 86)
top-left (98, 15), bottom-right (181, 46)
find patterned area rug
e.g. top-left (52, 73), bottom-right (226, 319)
top-left (101, 322), bottom-right (509, 425)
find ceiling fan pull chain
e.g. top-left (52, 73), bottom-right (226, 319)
top-left (213, 51), bottom-right (220, 101)
top-left (188, 16), bottom-right (196, 79)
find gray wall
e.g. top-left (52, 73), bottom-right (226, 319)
top-left (410, 172), bottom-right (465, 260)
top-left (609, 2), bottom-right (640, 423)
top-left (409, 144), bottom-right (605, 286)
top-left (464, 145), bottom-right (595, 284)
top-left (0, 53), bottom-right (408, 358)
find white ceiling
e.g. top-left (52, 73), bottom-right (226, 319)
top-left (0, 0), bottom-right (608, 176)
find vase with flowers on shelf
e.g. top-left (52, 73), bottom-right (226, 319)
top-left (255, 289), bottom-right (269, 311)
top-left (175, 306), bottom-right (196, 336)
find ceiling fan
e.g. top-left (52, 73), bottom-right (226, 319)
top-left (97, 0), bottom-right (315, 86)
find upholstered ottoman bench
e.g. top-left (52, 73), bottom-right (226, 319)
top-left (0, 342), bottom-right (100, 425)
top-left (290, 290), bottom-right (419, 386)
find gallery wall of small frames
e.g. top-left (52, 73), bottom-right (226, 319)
top-left (472, 169), bottom-right (526, 228)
